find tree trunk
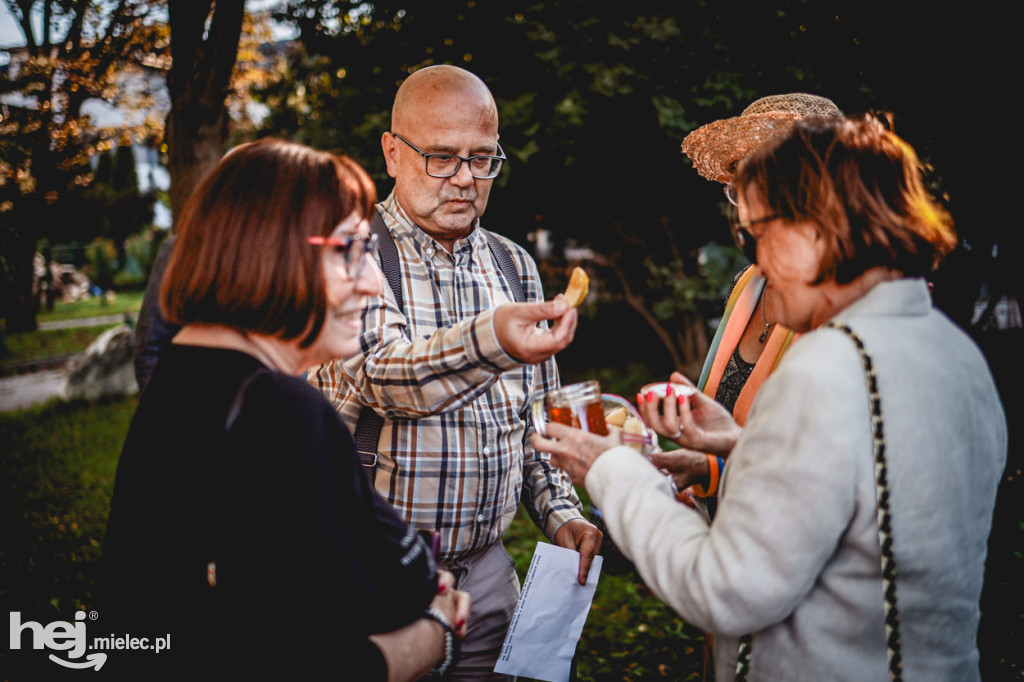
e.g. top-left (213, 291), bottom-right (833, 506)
top-left (1, 228), bottom-right (40, 333)
top-left (165, 110), bottom-right (230, 224)
top-left (676, 313), bottom-right (710, 380)
top-left (165, 0), bottom-right (245, 225)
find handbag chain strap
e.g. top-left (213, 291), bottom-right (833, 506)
top-left (734, 322), bottom-right (903, 682)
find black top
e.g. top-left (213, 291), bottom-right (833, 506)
top-left (101, 345), bottom-right (437, 679)
top-left (714, 345), bottom-right (757, 414)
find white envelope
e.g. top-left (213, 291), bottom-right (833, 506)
top-left (493, 542), bottom-right (603, 682)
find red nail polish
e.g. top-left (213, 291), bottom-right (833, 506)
top-left (666, 385), bottom-right (675, 398)
top-left (438, 584), bottom-right (447, 593)
top-left (645, 391), bottom-right (654, 403)
top-left (636, 393), bottom-right (643, 406)
top-left (678, 395), bottom-right (686, 405)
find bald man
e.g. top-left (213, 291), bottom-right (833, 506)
top-left (308, 65), bottom-right (602, 680)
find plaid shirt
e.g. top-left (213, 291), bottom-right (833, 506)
top-left (308, 192), bottom-right (582, 561)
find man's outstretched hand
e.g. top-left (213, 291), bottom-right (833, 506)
top-left (493, 297), bottom-right (578, 365)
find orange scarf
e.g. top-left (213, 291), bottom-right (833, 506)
top-left (698, 267), bottom-right (797, 425)
top-left (690, 267), bottom-right (798, 498)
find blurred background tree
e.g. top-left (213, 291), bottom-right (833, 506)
top-left (78, 144), bottom-right (157, 287)
top-left (4, 0), bottom-right (1014, 378)
top-left (255, 0), bottom-right (1012, 382)
top-left (0, 0), bottom-right (166, 332)
top-left (163, 0), bottom-right (244, 221)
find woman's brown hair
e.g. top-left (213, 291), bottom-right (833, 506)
top-left (161, 138), bottom-right (377, 346)
top-left (734, 114), bottom-right (956, 284)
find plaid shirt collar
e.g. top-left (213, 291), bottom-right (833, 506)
top-left (382, 193), bottom-right (490, 264)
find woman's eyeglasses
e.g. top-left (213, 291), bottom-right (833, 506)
top-left (723, 184), bottom-right (740, 206)
top-left (308, 233), bottom-right (379, 279)
top-left (727, 212), bottom-right (777, 265)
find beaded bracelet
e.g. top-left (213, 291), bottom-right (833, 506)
top-left (423, 607), bottom-right (457, 676)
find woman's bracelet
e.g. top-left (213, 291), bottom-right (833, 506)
top-left (423, 607), bottom-right (457, 676)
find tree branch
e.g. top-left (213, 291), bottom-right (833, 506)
top-left (607, 254), bottom-right (686, 371)
top-left (7, 0), bottom-right (36, 52)
top-left (60, 0), bottom-right (91, 56)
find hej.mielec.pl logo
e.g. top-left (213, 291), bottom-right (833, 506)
top-left (9, 610), bottom-right (171, 670)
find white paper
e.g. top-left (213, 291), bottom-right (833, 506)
top-left (493, 542), bottom-right (603, 682)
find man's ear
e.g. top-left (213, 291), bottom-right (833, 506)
top-left (382, 132), bottom-right (399, 179)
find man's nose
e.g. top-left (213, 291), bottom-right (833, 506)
top-left (448, 159), bottom-right (476, 187)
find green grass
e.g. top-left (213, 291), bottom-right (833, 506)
top-left (36, 290), bottom-right (144, 323)
top-left (0, 396), bottom-right (137, 619)
top-left (1, 324), bottom-right (122, 372)
top-left (1, 291), bottom-right (142, 372)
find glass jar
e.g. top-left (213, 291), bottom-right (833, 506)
top-left (535, 379), bottom-right (607, 436)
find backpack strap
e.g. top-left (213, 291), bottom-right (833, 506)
top-left (352, 210), bottom-right (396, 485)
top-left (483, 229), bottom-right (526, 304)
top-left (369, 209), bottom-right (403, 309)
top-left (353, 213), bottom-right (526, 486)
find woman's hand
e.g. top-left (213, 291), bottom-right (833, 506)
top-left (368, 570), bottom-right (472, 682)
top-left (531, 421), bottom-right (623, 486)
top-left (638, 372), bottom-right (741, 458)
top-left (649, 447), bottom-right (711, 491)
top-left (431, 569), bottom-right (471, 638)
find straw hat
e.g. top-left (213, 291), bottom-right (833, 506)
top-left (681, 93), bottom-right (843, 183)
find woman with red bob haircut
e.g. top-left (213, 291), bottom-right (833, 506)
top-left (101, 138), bottom-right (469, 681)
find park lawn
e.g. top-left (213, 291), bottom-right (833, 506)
top-left (2, 290), bottom-right (142, 373)
top-left (0, 396), bottom-right (136, 619)
top-left (0, 395), bottom-right (704, 681)
top-left (36, 290), bottom-right (144, 324)
top-left (1, 324), bottom-right (123, 373)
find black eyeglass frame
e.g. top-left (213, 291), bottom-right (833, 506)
top-left (392, 132), bottom-right (506, 179)
top-left (728, 213), bottom-right (778, 265)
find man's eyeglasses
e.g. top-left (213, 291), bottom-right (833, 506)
top-left (392, 132), bottom-right (506, 179)
top-left (308, 232), bottom-right (379, 279)
top-left (728, 212), bottom-right (777, 265)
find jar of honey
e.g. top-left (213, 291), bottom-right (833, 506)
top-left (537, 379), bottom-right (608, 436)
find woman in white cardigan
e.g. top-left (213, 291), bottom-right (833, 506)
top-left (535, 115), bottom-right (1006, 681)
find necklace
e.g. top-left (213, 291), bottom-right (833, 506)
top-left (759, 288), bottom-right (776, 343)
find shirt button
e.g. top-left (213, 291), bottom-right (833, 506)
top-left (476, 514), bottom-right (486, 523)
top-left (482, 446), bottom-right (491, 455)
top-left (425, 246), bottom-right (434, 257)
